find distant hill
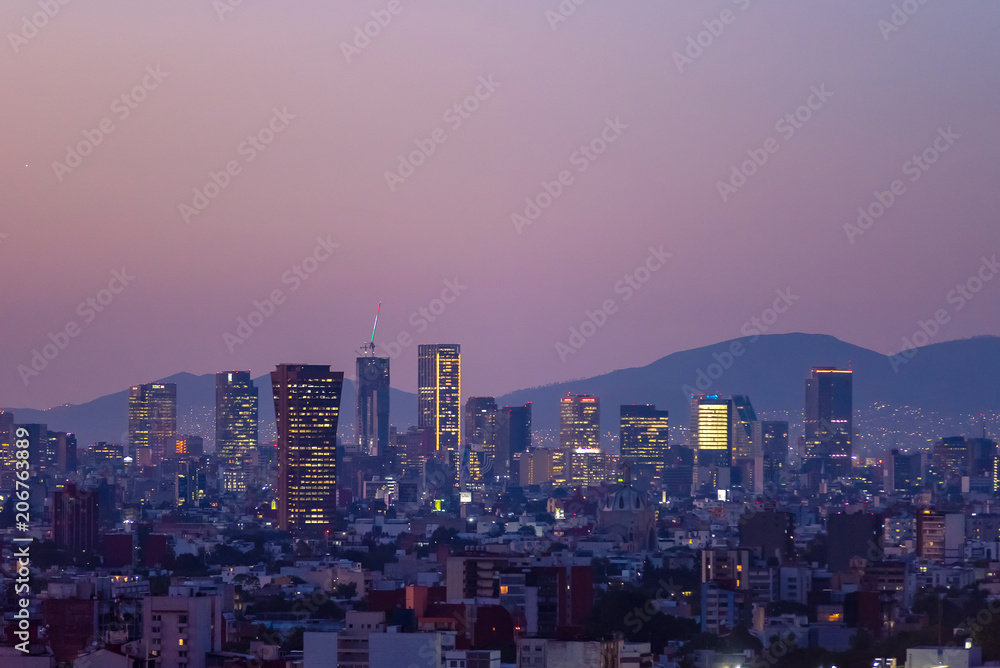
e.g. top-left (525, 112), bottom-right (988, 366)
top-left (5, 333), bottom-right (999, 450)
top-left (499, 333), bottom-right (1000, 431)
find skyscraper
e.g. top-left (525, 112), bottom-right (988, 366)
top-left (731, 395), bottom-right (758, 460)
top-left (559, 394), bottom-right (600, 451)
top-left (216, 371), bottom-right (258, 494)
top-left (804, 367), bottom-right (853, 476)
top-left (619, 405), bottom-right (669, 477)
top-left (417, 344), bottom-right (461, 458)
top-left (690, 395), bottom-right (733, 482)
top-left (128, 382), bottom-right (177, 463)
top-left (464, 397), bottom-right (498, 483)
top-left (356, 356), bottom-right (390, 457)
top-left (760, 420), bottom-right (789, 485)
top-left (271, 364), bottom-right (343, 533)
top-left (0, 411), bottom-right (14, 491)
top-left (496, 403), bottom-right (531, 481)
top-left (464, 397), bottom-right (498, 445)
top-left (53, 484), bottom-right (99, 554)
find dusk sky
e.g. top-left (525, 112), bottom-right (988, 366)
top-left (3, 1), bottom-right (998, 410)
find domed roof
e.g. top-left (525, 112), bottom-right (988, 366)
top-left (602, 484), bottom-right (650, 512)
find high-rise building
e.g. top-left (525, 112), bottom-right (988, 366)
top-left (0, 410), bottom-right (13, 483)
top-left (356, 355), bottom-right (390, 458)
top-left (143, 593), bottom-right (223, 668)
top-left (215, 371), bottom-right (258, 493)
top-left (804, 367), bottom-right (853, 476)
top-left (619, 405), bottom-right (669, 477)
top-left (417, 344), bottom-right (461, 462)
top-left (827, 512), bottom-right (883, 572)
top-left (271, 364), bottom-right (343, 533)
top-left (14, 423), bottom-right (47, 472)
top-left (915, 510), bottom-right (965, 564)
top-left (731, 395), bottom-right (758, 460)
top-left (52, 483), bottom-right (98, 554)
top-left (691, 395), bottom-right (733, 471)
top-left (760, 421), bottom-right (789, 485)
top-left (464, 397), bottom-right (498, 484)
top-left (128, 382), bottom-right (177, 463)
top-left (559, 395), bottom-right (600, 451)
top-left (464, 397), bottom-right (498, 445)
top-left (495, 403), bottom-right (531, 482)
top-left (174, 435), bottom-right (204, 457)
top-left (891, 449), bottom-right (925, 493)
top-left (740, 510), bottom-right (794, 563)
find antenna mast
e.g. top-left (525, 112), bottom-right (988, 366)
top-left (364, 302), bottom-right (381, 356)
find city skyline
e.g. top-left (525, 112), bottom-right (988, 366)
top-left (4, 4), bottom-right (1000, 666)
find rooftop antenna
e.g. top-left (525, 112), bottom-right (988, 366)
top-left (362, 302), bottom-right (380, 357)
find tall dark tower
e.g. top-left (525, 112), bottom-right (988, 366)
top-left (804, 367), bottom-right (853, 476)
top-left (356, 304), bottom-right (390, 457)
top-left (216, 371), bottom-right (259, 494)
top-left (271, 364), bottom-right (343, 533)
top-left (761, 420), bottom-right (789, 485)
top-left (496, 403), bottom-right (531, 482)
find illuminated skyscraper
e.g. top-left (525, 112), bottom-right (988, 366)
top-left (0, 410), bottom-right (13, 475)
top-left (417, 344), bottom-right (461, 459)
top-left (216, 371), bottom-right (258, 494)
top-left (559, 394), bottom-right (600, 451)
top-left (804, 367), bottom-right (853, 476)
top-left (271, 364), bottom-right (343, 533)
top-left (464, 397), bottom-right (498, 484)
top-left (128, 382), bottom-right (176, 463)
top-left (690, 395), bottom-right (733, 470)
top-left (619, 405), bottom-right (669, 477)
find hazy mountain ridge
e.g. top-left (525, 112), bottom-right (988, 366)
top-left (5, 333), bottom-right (999, 452)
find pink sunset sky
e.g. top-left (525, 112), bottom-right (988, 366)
top-left (1, 0), bottom-right (998, 409)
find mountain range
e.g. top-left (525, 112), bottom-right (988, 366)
top-left (5, 333), bottom-right (999, 451)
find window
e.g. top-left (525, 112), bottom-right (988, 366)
top-left (179, 615), bottom-right (188, 623)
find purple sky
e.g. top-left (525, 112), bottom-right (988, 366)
top-left (2, 1), bottom-right (999, 409)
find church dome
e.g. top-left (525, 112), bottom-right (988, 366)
top-left (602, 484), bottom-right (650, 512)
